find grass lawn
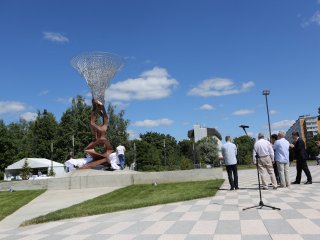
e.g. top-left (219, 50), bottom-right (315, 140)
top-left (0, 189), bottom-right (46, 221)
top-left (22, 179), bottom-right (224, 226)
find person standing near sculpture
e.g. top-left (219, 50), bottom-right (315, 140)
top-left (253, 133), bottom-right (278, 190)
top-left (116, 144), bottom-right (126, 170)
top-left (291, 131), bottom-right (312, 184)
top-left (221, 136), bottom-right (239, 190)
top-left (273, 131), bottom-right (290, 187)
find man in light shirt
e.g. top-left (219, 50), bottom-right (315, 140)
top-left (116, 144), bottom-right (126, 170)
top-left (273, 131), bottom-right (290, 187)
top-left (253, 133), bottom-right (278, 190)
top-left (221, 136), bottom-right (238, 190)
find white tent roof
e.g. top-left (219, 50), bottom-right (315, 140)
top-left (5, 158), bottom-right (64, 170)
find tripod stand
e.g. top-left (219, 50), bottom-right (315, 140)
top-left (239, 125), bottom-right (280, 211)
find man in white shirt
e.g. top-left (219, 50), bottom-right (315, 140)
top-left (253, 133), bottom-right (278, 190)
top-left (273, 131), bottom-right (290, 187)
top-left (116, 144), bottom-right (126, 170)
top-left (221, 136), bottom-right (239, 190)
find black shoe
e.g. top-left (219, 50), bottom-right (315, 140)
top-left (304, 181), bottom-right (312, 184)
top-left (230, 187), bottom-right (235, 190)
top-left (291, 181), bottom-right (300, 184)
top-left (235, 187), bottom-right (239, 190)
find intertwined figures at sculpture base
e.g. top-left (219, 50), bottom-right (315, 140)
top-left (71, 52), bottom-right (124, 169)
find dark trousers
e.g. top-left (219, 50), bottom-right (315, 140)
top-left (295, 159), bottom-right (312, 183)
top-left (226, 164), bottom-right (238, 189)
top-left (273, 161), bottom-right (280, 184)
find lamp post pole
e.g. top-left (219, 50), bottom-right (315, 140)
top-left (262, 90), bottom-right (272, 141)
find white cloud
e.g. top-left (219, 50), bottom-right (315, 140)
top-left (232, 109), bottom-right (255, 115)
top-left (56, 97), bottom-right (73, 104)
top-left (20, 112), bottom-right (37, 122)
top-left (43, 32), bottom-right (69, 43)
top-left (132, 118), bottom-right (173, 127)
top-left (269, 110), bottom-right (278, 115)
top-left (271, 120), bottom-right (295, 130)
top-left (301, 10), bottom-right (320, 28)
top-left (124, 56), bottom-right (136, 60)
top-left (188, 78), bottom-right (254, 97)
top-left (106, 67), bottom-right (178, 101)
top-left (128, 130), bottom-right (140, 140)
top-left (39, 90), bottom-right (49, 96)
top-left (110, 101), bottom-right (129, 109)
top-left (200, 104), bottom-right (214, 110)
top-left (310, 10), bottom-right (320, 25)
top-left (0, 101), bottom-right (26, 115)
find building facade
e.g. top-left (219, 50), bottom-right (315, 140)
top-left (285, 115), bottom-right (320, 143)
top-left (188, 124), bottom-right (222, 143)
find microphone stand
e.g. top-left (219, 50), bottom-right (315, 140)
top-left (239, 125), bottom-right (280, 211)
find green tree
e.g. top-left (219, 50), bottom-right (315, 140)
top-left (178, 139), bottom-right (193, 158)
top-left (134, 140), bottom-right (161, 171)
top-left (196, 137), bottom-right (219, 167)
top-left (306, 136), bottom-right (320, 159)
top-left (0, 120), bottom-right (15, 172)
top-left (106, 103), bottom-right (130, 150)
top-left (29, 110), bottom-right (58, 159)
top-left (20, 159), bottom-right (30, 180)
top-left (233, 135), bottom-right (254, 165)
top-left (55, 96), bottom-right (91, 161)
top-left (7, 119), bottom-right (32, 160)
top-left (140, 132), bottom-right (180, 170)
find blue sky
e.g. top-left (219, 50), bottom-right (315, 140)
top-left (1, 0), bottom-right (320, 141)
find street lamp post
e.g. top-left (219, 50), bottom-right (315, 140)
top-left (262, 90), bottom-right (272, 140)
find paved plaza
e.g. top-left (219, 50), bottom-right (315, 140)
top-left (0, 165), bottom-right (320, 239)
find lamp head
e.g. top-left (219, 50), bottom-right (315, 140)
top-left (262, 90), bottom-right (270, 96)
top-left (239, 125), bottom-right (249, 129)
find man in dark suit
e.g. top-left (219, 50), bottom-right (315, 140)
top-left (291, 131), bottom-right (312, 184)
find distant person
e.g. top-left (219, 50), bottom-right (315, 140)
top-left (253, 133), bottom-right (278, 190)
top-left (116, 144), bottom-right (126, 170)
top-left (108, 152), bottom-right (120, 170)
top-left (271, 134), bottom-right (280, 185)
top-left (290, 131), bottom-right (312, 184)
top-left (273, 131), bottom-right (291, 187)
top-left (221, 136), bottom-right (239, 190)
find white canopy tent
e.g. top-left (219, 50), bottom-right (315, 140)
top-left (4, 158), bottom-right (65, 181)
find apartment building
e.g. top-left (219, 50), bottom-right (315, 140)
top-left (286, 115), bottom-right (320, 143)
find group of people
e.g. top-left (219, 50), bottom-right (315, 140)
top-left (221, 131), bottom-right (312, 191)
top-left (64, 144), bottom-right (126, 172)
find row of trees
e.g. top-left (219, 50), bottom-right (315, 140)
top-left (10, 95), bottom-right (319, 174)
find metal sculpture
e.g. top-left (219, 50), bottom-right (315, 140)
top-left (71, 52), bottom-right (124, 169)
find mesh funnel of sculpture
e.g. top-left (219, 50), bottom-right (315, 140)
top-left (71, 52), bottom-right (124, 169)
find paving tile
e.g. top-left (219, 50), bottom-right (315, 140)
top-left (212, 234), bottom-right (241, 240)
top-left (119, 221), bottom-right (155, 234)
top-left (240, 220), bottom-right (268, 235)
top-left (287, 219), bottom-right (320, 234)
top-left (165, 221), bottom-right (196, 234)
top-left (241, 235), bottom-right (272, 240)
top-left (189, 220), bottom-right (217, 234)
top-left (279, 209), bottom-right (305, 219)
top-left (141, 221), bottom-right (175, 235)
top-left (199, 211), bottom-right (220, 220)
top-left (219, 211), bottom-right (239, 220)
top-left (158, 234), bottom-right (187, 240)
top-left (215, 220), bottom-right (241, 234)
top-left (269, 234), bottom-right (303, 240)
top-left (263, 219), bottom-right (296, 234)
top-left (185, 235), bottom-right (214, 240)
